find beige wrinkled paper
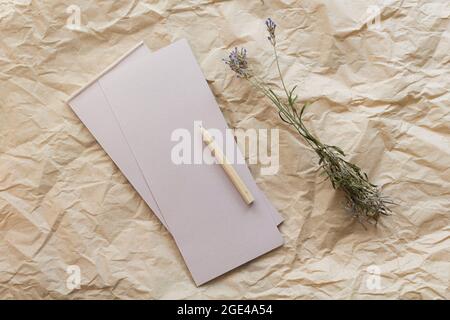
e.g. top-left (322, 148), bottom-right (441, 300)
top-left (0, 0), bottom-right (449, 299)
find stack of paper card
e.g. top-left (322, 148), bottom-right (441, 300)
top-left (67, 40), bottom-right (284, 285)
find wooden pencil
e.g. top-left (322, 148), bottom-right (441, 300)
top-left (200, 126), bottom-right (254, 205)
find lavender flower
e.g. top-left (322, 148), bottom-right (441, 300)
top-left (265, 18), bottom-right (276, 44)
top-left (223, 47), bottom-right (251, 78)
top-left (223, 18), bottom-right (393, 226)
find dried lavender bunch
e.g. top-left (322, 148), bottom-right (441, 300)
top-left (224, 18), bottom-right (393, 225)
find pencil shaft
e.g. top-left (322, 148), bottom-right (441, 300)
top-left (200, 127), bottom-right (254, 205)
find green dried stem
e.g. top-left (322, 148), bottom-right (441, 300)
top-left (224, 18), bottom-right (393, 225)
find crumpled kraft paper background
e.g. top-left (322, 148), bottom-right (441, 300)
top-left (0, 0), bottom-right (449, 299)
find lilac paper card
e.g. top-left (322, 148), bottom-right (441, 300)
top-left (98, 40), bottom-right (283, 285)
top-left (69, 80), bottom-right (168, 228)
top-left (68, 43), bottom-right (282, 232)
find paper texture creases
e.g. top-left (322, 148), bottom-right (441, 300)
top-left (0, 0), bottom-right (449, 299)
